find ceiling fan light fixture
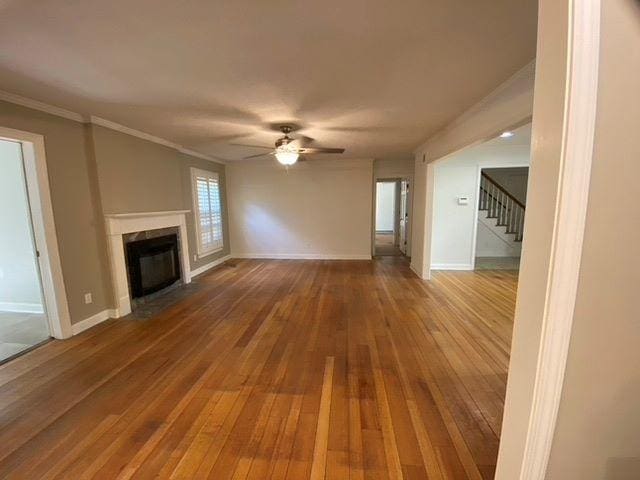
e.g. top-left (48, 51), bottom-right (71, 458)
top-left (275, 150), bottom-right (299, 165)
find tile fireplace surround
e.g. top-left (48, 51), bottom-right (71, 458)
top-left (104, 210), bottom-right (191, 318)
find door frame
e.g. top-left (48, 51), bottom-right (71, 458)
top-left (373, 177), bottom-right (407, 256)
top-left (0, 126), bottom-right (72, 339)
top-left (398, 179), bottom-right (410, 254)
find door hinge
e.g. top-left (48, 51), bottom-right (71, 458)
top-left (36, 250), bottom-right (40, 258)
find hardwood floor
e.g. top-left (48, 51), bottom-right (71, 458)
top-left (0, 258), bottom-right (517, 479)
top-left (374, 233), bottom-right (403, 257)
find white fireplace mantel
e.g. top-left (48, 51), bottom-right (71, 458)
top-left (105, 210), bottom-right (191, 318)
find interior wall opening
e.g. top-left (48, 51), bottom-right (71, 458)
top-left (429, 123), bottom-right (532, 272)
top-left (374, 179), bottom-right (405, 257)
top-left (475, 166), bottom-right (530, 270)
top-left (0, 138), bottom-right (51, 362)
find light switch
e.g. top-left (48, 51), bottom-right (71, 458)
top-left (457, 196), bottom-right (469, 205)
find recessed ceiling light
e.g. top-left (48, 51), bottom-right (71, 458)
top-left (500, 131), bottom-right (515, 138)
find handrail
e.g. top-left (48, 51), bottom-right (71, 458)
top-left (479, 171), bottom-right (526, 242)
top-left (481, 172), bottom-right (526, 209)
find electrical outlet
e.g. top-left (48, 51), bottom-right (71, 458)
top-left (193, 254), bottom-right (197, 261)
top-left (84, 293), bottom-right (92, 304)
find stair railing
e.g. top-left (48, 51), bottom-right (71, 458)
top-left (479, 172), bottom-right (526, 242)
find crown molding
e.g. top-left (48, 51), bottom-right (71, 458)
top-left (0, 90), bottom-right (86, 122)
top-left (89, 115), bottom-right (177, 148)
top-left (177, 147), bottom-right (224, 163)
top-left (0, 90), bottom-right (225, 164)
top-left (90, 116), bottom-right (225, 164)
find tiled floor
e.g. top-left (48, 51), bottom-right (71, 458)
top-left (0, 311), bottom-right (50, 362)
top-left (128, 280), bottom-right (206, 320)
top-left (475, 256), bottom-right (521, 270)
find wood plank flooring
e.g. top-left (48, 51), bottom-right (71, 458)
top-left (0, 257), bottom-right (517, 479)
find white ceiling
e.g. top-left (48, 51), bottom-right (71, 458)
top-left (482, 123), bottom-right (532, 148)
top-left (446, 122), bottom-right (532, 159)
top-left (0, 0), bottom-right (538, 161)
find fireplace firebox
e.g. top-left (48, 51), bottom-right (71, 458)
top-left (125, 234), bottom-right (180, 298)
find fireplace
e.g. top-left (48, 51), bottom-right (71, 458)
top-left (125, 234), bottom-right (181, 299)
top-left (104, 210), bottom-right (191, 317)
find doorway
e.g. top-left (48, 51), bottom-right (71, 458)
top-left (474, 166), bottom-right (529, 270)
top-left (0, 139), bottom-right (51, 362)
top-left (374, 179), bottom-right (409, 256)
top-left (429, 123), bottom-right (531, 271)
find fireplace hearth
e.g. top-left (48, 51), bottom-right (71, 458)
top-left (125, 234), bottom-right (181, 299)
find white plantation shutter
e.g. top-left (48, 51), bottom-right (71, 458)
top-left (192, 168), bottom-right (223, 255)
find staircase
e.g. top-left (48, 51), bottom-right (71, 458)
top-left (479, 172), bottom-right (526, 242)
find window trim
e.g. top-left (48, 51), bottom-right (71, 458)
top-left (190, 167), bottom-right (224, 258)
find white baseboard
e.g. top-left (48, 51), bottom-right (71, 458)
top-left (233, 253), bottom-right (372, 260)
top-left (430, 263), bottom-right (474, 271)
top-left (76, 254), bottom-right (232, 329)
top-left (0, 301), bottom-right (44, 314)
top-left (190, 254), bottom-right (232, 277)
top-left (71, 308), bottom-right (117, 335)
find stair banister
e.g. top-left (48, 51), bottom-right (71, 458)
top-left (478, 171), bottom-right (526, 242)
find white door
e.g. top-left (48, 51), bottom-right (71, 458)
top-left (399, 180), bottom-right (409, 254)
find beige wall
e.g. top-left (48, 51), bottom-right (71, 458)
top-left (546, 0), bottom-right (640, 478)
top-left (227, 158), bottom-right (373, 259)
top-left (0, 101), bottom-right (111, 323)
top-left (90, 125), bottom-right (231, 271)
top-left (373, 158), bottom-right (414, 179)
top-left (91, 125), bottom-right (185, 214)
top-left (0, 101), bottom-right (229, 326)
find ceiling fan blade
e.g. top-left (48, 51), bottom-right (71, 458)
top-left (243, 151), bottom-right (274, 160)
top-left (231, 143), bottom-right (273, 149)
top-left (296, 147), bottom-right (345, 154)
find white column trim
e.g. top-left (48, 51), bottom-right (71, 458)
top-left (518, 0), bottom-right (601, 477)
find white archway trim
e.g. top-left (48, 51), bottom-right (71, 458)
top-left (518, 0), bottom-right (601, 477)
top-left (0, 126), bottom-right (72, 339)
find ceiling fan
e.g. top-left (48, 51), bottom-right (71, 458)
top-left (241, 125), bottom-right (345, 165)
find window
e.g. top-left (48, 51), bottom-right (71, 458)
top-left (191, 168), bottom-right (223, 256)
